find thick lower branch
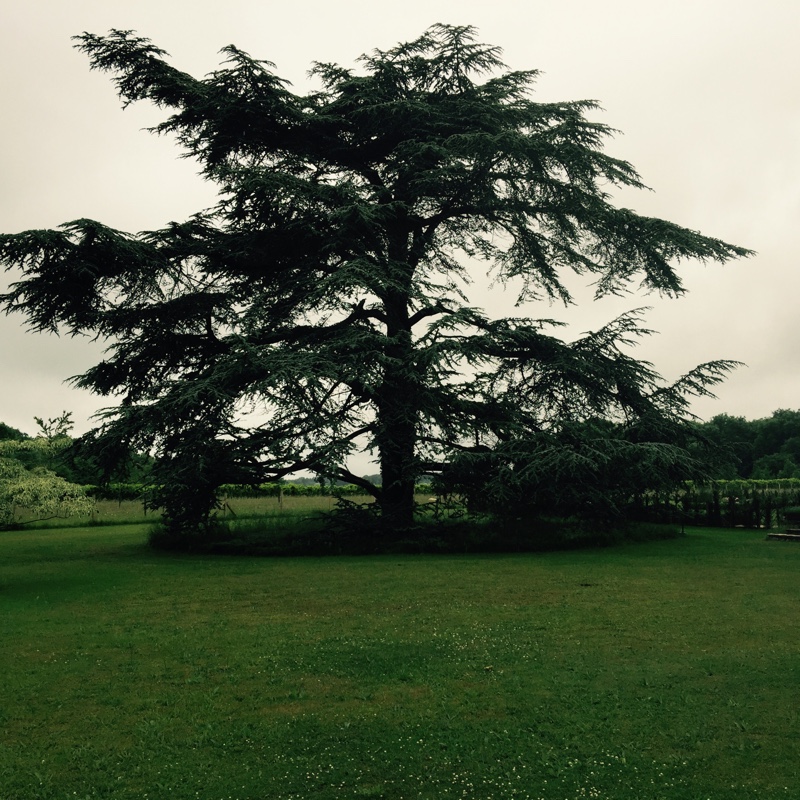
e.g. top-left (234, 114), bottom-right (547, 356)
top-left (333, 469), bottom-right (381, 498)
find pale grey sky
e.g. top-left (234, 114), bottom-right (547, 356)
top-left (2, 0), bottom-right (799, 437)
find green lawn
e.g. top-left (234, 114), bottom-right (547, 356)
top-left (1, 524), bottom-right (799, 799)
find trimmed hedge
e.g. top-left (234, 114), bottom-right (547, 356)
top-left (82, 483), bottom-right (145, 501)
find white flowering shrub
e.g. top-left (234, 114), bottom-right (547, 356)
top-left (0, 439), bottom-right (95, 527)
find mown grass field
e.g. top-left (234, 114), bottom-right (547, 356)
top-left (1, 523), bottom-right (799, 799)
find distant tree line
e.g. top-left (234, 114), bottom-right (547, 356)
top-left (697, 409), bottom-right (800, 479)
top-left (5, 409), bottom-right (800, 490)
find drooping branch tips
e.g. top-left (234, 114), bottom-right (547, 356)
top-left (1, 24), bottom-right (752, 533)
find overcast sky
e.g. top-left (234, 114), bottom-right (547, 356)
top-left (2, 0), bottom-right (799, 438)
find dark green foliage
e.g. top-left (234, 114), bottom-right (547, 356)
top-left (697, 409), bottom-right (800, 479)
top-left (80, 481), bottom-right (430, 502)
top-left (146, 515), bottom-right (233, 552)
top-left (0, 422), bottom-right (29, 441)
top-left (782, 505), bottom-right (800, 526)
top-left (0, 25), bottom-right (750, 539)
top-left (57, 434), bottom-right (153, 486)
top-left (695, 413), bottom-right (758, 478)
top-left (146, 499), bottom-right (682, 556)
top-left (631, 478), bottom-right (800, 529)
top-left (434, 362), bottom-right (728, 526)
top-left (752, 409), bottom-right (800, 477)
top-left (83, 482), bottom-right (146, 501)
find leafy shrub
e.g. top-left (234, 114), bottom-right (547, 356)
top-left (781, 506), bottom-right (800, 526)
top-left (147, 517), bottom-right (234, 552)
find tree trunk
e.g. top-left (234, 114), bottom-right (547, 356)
top-left (378, 394), bottom-right (417, 529)
top-left (377, 292), bottom-right (417, 531)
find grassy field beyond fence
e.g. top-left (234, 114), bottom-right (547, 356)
top-left (17, 493), bottom-right (386, 528)
top-left (1, 524), bottom-right (799, 799)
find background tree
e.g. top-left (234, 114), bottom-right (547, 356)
top-left (696, 413), bottom-right (759, 479)
top-left (0, 416), bottom-right (94, 528)
top-left (0, 25), bottom-right (750, 536)
top-left (0, 423), bottom-right (28, 442)
top-left (751, 409), bottom-right (800, 478)
top-left (696, 409), bottom-right (800, 480)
